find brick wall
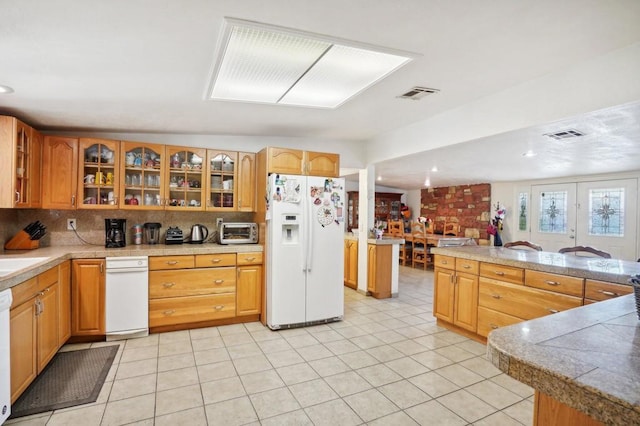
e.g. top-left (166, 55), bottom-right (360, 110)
top-left (420, 183), bottom-right (491, 239)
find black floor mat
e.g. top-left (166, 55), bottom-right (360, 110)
top-left (10, 345), bottom-right (118, 418)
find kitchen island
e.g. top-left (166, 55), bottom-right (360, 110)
top-left (487, 292), bottom-right (639, 425)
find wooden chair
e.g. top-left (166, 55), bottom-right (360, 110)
top-left (389, 220), bottom-right (412, 266)
top-left (558, 246), bottom-right (611, 259)
top-left (388, 220), bottom-right (403, 237)
top-left (504, 241), bottom-right (543, 251)
top-left (443, 222), bottom-right (459, 236)
top-left (411, 222), bottom-right (429, 270)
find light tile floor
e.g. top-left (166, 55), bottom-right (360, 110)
top-left (7, 266), bottom-right (534, 425)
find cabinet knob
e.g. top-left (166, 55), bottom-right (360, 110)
top-left (244, 257), bottom-right (256, 262)
top-left (495, 271), bottom-right (504, 276)
top-left (162, 282), bottom-right (175, 288)
top-left (599, 290), bottom-right (619, 297)
top-left (213, 305), bottom-right (224, 311)
top-left (163, 309), bottom-right (175, 316)
top-left (548, 309), bottom-right (559, 314)
top-left (166, 260), bottom-right (179, 265)
top-left (544, 280), bottom-right (560, 286)
top-left (463, 264), bottom-right (471, 269)
top-left (214, 279), bottom-right (224, 284)
top-left (490, 323), bottom-right (499, 329)
top-left (211, 258), bottom-right (221, 263)
top-left (491, 293), bottom-right (501, 299)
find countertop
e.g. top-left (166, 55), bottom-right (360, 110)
top-left (487, 294), bottom-right (640, 425)
top-left (0, 243), bottom-right (263, 292)
top-left (431, 246), bottom-right (640, 285)
top-left (344, 233), bottom-right (404, 245)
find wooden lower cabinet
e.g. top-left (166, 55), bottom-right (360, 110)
top-left (71, 259), bottom-right (105, 336)
top-left (149, 293), bottom-right (235, 327)
top-left (367, 244), bottom-right (392, 299)
top-left (434, 267), bottom-right (455, 323)
top-left (534, 391), bottom-right (603, 426)
top-left (584, 279), bottom-right (633, 303)
top-left (434, 263), bottom-right (478, 332)
top-left (9, 264), bottom-right (66, 403)
top-left (344, 239), bottom-right (358, 289)
top-left (236, 265), bottom-right (262, 316)
top-left (477, 306), bottom-right (522, 338)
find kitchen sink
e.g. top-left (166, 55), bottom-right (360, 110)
top-left (0, 257), bottom-right (50, 277)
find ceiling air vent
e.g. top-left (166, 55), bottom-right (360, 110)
top-left (398, 86), bottom-right (439, 100)
top-left (543, 129), bottom-right (585, 140)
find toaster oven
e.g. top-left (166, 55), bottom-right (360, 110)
top-left (218, 222), bottom-right (258, 244)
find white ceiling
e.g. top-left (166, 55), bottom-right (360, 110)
top-left (1, 0), bottom-right (640, 189)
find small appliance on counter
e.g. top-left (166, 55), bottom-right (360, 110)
top-left (105, 219), bottom-right (126, 248)
top-left (143, 222), bottom-right (161, 245)
top-left (189, 224), bottom-right (209, 244)
top-left (165, 227), bottom-right (184, 245)
top-left (4, 221), bottom-right (47, 250)
top-left (218, 222), bottom-right (258, 244)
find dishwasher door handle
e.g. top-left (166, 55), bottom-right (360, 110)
top-left (106, 267), bottom-right (149, 274)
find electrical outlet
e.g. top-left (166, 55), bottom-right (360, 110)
top-left (216, 218), bottom-right (223, 228)
top-left (67, 219), bottom-right (77, 231)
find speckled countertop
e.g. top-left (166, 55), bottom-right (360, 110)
top-left (344, 233), bottom-right (404, 245)
top-left (0, 243), bottom-right (263, 292)
top-left (431, 246), bottom-right (640, 285)
top-left (487, 294), bottom-right (640, 425)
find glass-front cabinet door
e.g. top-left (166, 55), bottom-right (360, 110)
top-left (78, 138), bottom-right (119, 209)
top-left (206, 150), bottom-right (237, 210)
top-left (14, 121), bottom-right (31, 207)
top-left (165, 146), bottom-right (206, 210)
top-left (119, 142), bottom-right (165, 210)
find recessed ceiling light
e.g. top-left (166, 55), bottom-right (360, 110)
top-left (431, 166), bottom-right (438, 172)
top-left (207, 18), bottom-right (416, 108)
top-left (377, 176), bottom-right (382, 181)
top-left (522, 150), bottom-right (537, 157)
top-left (0, 85), bottom-right (14, 94)
top-left (424, 178), bottom-right (430, 187)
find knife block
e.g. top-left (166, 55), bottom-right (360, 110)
top-left (4, 230), bottom-right (40, 250)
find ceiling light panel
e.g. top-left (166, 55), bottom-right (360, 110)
top-left (208, 19), bottom-right (414, 108)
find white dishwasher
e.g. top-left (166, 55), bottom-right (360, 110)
top-left (0, 288), bottom-right (13, 424)
top-left (105, 256), bottom-right (149, 341)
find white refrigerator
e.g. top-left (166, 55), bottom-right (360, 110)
top-left (266, 173), bottom-right (345, 329)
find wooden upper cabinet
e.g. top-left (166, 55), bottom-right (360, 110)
top-left (42, 136), bottom-right (79, 209)
top-left (119, 141), bottom-right (166, 210)
top-left (237, 152), bottom-right (256, 211)
top-left (165, 145), bottom-right (206, 211)
top-left (0, 116), bottom-right (42, 208)
top-left (77, 138), bottom-right (120, 209)
top-left (305, 151), bottom-right (339, 177)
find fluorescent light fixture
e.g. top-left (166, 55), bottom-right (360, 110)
top-left (208, 18), bottom-right (415, 108)
top-left (0, 85), bottom-right (14, 94)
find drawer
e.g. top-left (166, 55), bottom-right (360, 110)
top-left (584, 279), bottom-right (633, 301)
top-left (149, 255), bottom-right (195, 270)
top-left (480, 262), bottom-right (524, 285)
top-left (237, 252), bottom-right (263, 265)
top-left (456, 258), bottom-right (479, 275)
top-left (479, 277), bottom-right (582, 320)
top-left (11, 277), bottom-right (38, 308)
top-left (37, 265), bottom-right (59, 291)
top-left (149, 267), bottom-right (236, 298)
top-left (149, 293), bottom-right (236, 327)
top-left (525, 270), bottom-right (584, 298)
top-left (477, 306), bottom-right (522, 338)
top-left (433, 255), bottom-right (455, 270)
top-left (195, 253), bottom-right (236, 268)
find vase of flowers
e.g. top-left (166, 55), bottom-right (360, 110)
top-left (487, 202), bottom-right (506, 246)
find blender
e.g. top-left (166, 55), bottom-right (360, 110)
top-left (143, 222), bottom-right (162, 245)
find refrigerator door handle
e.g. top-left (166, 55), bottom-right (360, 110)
top-left (307, 200), bottom-right (314, 273)
top-left (302, 181), bottom-right (309, 272)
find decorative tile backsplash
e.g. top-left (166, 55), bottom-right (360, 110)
top-left (2, 209), bottom-right (254, 248)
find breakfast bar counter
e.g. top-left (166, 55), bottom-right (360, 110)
top-left (487, 294), bottom-right (640, 425)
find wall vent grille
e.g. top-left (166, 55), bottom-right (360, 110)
top-left (543, 129), bottom-right (585, 140)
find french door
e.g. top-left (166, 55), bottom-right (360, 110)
top-left (530, 179), bottom-right (637, 260)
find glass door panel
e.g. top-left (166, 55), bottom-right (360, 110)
top-left (165, 147), bottom-right (206, 210)
top-left (79, 139), bottom-right (119, 209)
top-left (14, 123), bottom-right (30, 206)
top-left (206, 151), bottom-right (237, 210)
top-left (121, 142), bottom-right (164, 210)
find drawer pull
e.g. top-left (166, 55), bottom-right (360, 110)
top-left (441, 260), bottom-right (448, 265)
top-left (211, 259), bottom-right (222, 263)
top-left (491, 293), bottom-right (502, 299)
top-left (490, 323), bottom-right (499, 329)
top-left (163, 309), bottom-right (175, 316)
top-left (166, 261), bottom-right (179, 265)
top-left (162, 282), bottom-right (175, 288)
top-left (600, 290), bottom-right (619, 297)
top-left (495, 271), bottom-right (505, 276)
top-left (548, 309), bottom-right (559, 314)
top-left (213, 305), bottom-right (224, 311)
top-left (214, 279), bottom-right (224, 284)
top-left (544, 280), bottom-right (560, 286)
top-left (244, 257), bottom-right (256, 262)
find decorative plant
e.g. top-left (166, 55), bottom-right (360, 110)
top-left (487, 202), bottom-right (506, 236)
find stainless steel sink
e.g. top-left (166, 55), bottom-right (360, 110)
top-left (0, 257), bottom-right (50, 277)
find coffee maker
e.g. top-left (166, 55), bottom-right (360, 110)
top-left (105, 219), bottom-right (126, 248)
